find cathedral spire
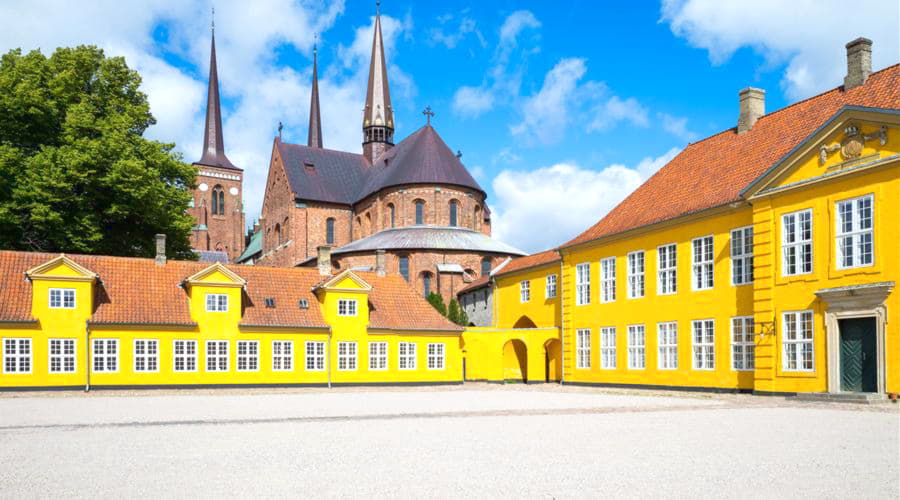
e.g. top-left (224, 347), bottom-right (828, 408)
top-left (195, 16), bottom-right (238, 170)
top-left (307, 37), bottom-right (323, 148)
top-left (362, 1), bottom-right (394, 163)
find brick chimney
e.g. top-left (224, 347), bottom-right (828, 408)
top-left (737, 87), bottom-right (765, 134)
top-left (154, 234), bottom-right (166, 266)
top-left (375, 249), bottom-right (386, 277)
top-left (844, 37), bottom-right (872, 91)
top-left (317, 246), bottom-right (332, 276)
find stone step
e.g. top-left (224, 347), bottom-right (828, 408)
top-left (791, 392), bottom-right (888, 404)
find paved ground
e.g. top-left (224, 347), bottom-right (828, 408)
top-left (0, 385), bottom-right (897, 498)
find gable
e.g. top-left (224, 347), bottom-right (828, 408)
top-left (25, 255), bottom-right (97, 282)
top-left (185, 263), bottom-right (246, 288)
top-left (318, 270), bottom-right (372, 292)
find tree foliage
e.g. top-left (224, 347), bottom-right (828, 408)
top-left (447, 298), bottom-right (468, 326)
top-left (0, 45), bottom-right (197, 258)
top-left (426, 292), bottom-right (447, 317)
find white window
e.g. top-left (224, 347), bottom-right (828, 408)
top-left (399, 342), bottom-right (416, 370)
top-left (338, 299), bottom-right (358, 316)
top-left (731, 317), bottom-right (755, 371)
top-left (520, 280), bottom-right (530, 303)
top-left (692, 236), bottom-right (714, 290)
top-left (627, 325), bottom-right (645, 369)
top-left (3, 338), bottom-right (31, 374)
top-left (305, 341), bottom-right (326, 371)
top-left (600, 257), bottom-right (616, 303)
top-left (836, 194), bottom-right (874, 269)
top-left (600, 327), bottom-right (616, 369)
top-left (337, 341), bottom-right (357, 371)
top-left (206, 293), bottom-right (228, 312)
top-left (545, 275), bottom-right (557, 299)
top-left (782, 209), bottom-right (812, 276)
top-left (627, 251), bottom-right (645, 299)
top-left (173, 340), bottom-right (197, 372)
top-left (576, 329), bottom-right (591, 369)
top-left (92, 339), bottom-right (118, 373)
top-left (48, 288), bottom-right (76, 309)
top-left (658, 322), bottom-right (677, 370)
top-left (575, 263), bottom-right (591, 305)
top-left (427, 343), bottom-right (445, 370)
top-left (272, 340), bottom-right (293, 371)
top-left (237, 341), bottom-right (259, 371)
top-left (691, 320), bottom-right (715, 370)
top-left (783, 311), bottom-right (814, 372)
top-left (731, 227), bottom-right (754, 285)
top-left (133, 339), bottom-right (158, 373)
top-left (206, 340), bottom-right (229, 372)
top-left (49, 339), bottom-right (77, 373)
top-left (369, 342), bottom-right (388, 370)
top-left (657, 244), bottom-right (677, 295)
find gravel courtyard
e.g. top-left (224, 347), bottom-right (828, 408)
top-left (0, 384), bottom-right (897, 498)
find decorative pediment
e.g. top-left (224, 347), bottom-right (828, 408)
top-left (315, 269), bottom-right (372, 293)
top-left (25, 254), bottom-right (98, 282)
top-left (184, 262), bottom-right (246, 288)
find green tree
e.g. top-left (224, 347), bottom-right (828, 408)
top-left (427, 292), bottom-right (447, 317)
top-left (447, 298), bottom-right (468, 326)
top-left (0, 45), bottom-right (197, 258)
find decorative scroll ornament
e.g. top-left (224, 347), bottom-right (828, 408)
top-left (819, 124), bottom-right (888, 165)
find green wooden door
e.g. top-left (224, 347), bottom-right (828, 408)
top-left (839, 318), bottom-right (877, 393)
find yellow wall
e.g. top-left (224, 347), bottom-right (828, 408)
top-left (462, 327), bottom-right (560, 383)
top-left (495, 264), bottom-right (560, 329)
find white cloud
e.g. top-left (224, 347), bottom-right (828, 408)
top-left (498, 10), bottom-right (541, 58)
top-left (491, 148), bottom-right (681, 253)
top-left (589, 96), bottom-right (650, 131)
top-left (510, 58), bottom-right (587, 144)
top-left (452, 86), bottom-right (495, 117)
top-left (428, 13), bottom-right (485, 49)
top-left (657, 112), bottom-right (698, 142)
top-left (661, 0), bottom-right (900, 99)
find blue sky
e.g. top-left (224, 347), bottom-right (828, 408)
top-left (0, 1), bottom-right (897, 252)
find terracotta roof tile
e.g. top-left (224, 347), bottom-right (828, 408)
top-left (457, 275), bottom-right (491, 295)
top-left (563, 64), bottom-right (900, 249)
top-left (494, 249), bottom-right (561, 278)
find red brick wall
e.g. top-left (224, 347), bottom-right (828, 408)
top-left (353, 185), bottom-right (490, 234)
top-left (189, 164), bottom-right (245, 261)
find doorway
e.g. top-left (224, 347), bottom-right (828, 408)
top-left (839, 317), bottom-right (877, 393)
top-left (502, 339), bottom-right (528, 383)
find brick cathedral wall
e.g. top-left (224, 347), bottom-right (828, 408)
top-left (190, 165), bottom-right (245, 261)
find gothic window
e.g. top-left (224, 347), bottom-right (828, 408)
top-left (326, 218), bottom-right (335, 245)
top-left (387, 203), bottom-right (395, 228)
top-left (474, 205), bottom-right (482, 230)
top-left (421, 272), bottom-right (433, 297)
top-left (211, 186), bottom-right (225, 216)
top-left (365, 212), bottom-right (372, 236)
top-left (449, 200), bottom-right (458, 227)
top-left (274, 224), bottom-right (282, 245)
top-left (414, 200), bottom-right (425, 225)
top-left (399, 255), bottom-right (410, 282)
top-left (481, 258), bottom-right (491, 277)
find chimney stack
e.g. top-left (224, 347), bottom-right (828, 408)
top-left (375, 249), bottom-right (386, 276)
top-left (737, 87), bottom-right (765, 134)
top-left (844, 37), bottom-right (872, 91)
top-left (154, 234), bottom-right (166, 266)
top-left (317, 246), bottom-right (332, 276)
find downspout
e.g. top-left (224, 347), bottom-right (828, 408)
top-left (84, 321), bottom-right (91, 392)
top-left (559, 257), bottom-right (565, 384)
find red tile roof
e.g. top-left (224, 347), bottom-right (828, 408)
top-left (563, 64), bottom-right (900, 249)
top-left (494, 249), bottom-right (561, 278)
top-left (0, 251), bottom-right (460, 332)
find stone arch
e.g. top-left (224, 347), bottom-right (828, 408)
top-left (413, 199), bottom-right (426, 225)
top-left (513, 315), bottom-right (537, 329)
top-left (448, 199), bottom-right (460, 227)
top-left (503, 339), bottom-right (528, 382)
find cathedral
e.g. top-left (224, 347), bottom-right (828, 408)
top-left (188, 5), bottom-right (525, 301)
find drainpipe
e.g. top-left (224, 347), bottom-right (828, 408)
top-left (84, 321), bottom-right (91, 392)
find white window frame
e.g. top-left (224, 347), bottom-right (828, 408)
top-left (206, 293), bottom-right (229, 312)
top-left (575, 263), bottom-right (591, 306)
top-left (237, 340), bottom-right (259, 372)
top-left (692, 236), bottom-right (714, 290)
top-left (427, 343), bottom-right (445, 370)
top-left (3, 338), bottom-right (32, 374)
top-left (133, 339), bottom-right (159, 373)
top-left (520, 280), bottom-right (530, 303)
top-left (600, 327), bottom-right (616, 369)
top-left (91, 338), bottom-right (119, 373)
top-left (731, 226), bottom-right (754, 285)
top-left (782, 310), bottom-right (814, 372)
top-left (337, 341), bottom-right (357, 371)
top-left (206, 340), bottom-right (229, 372)
top-left (305, 341), bottom-right (326, 371)
top-left (398, 342), bottom-right (416, 370)
top-left (272, 340), bottom-right (293, 372)
top-left (835, 194), bottom-right (874, 270)
top-left (731, 317), bottom-right (755, 371)
top-left (173, 340), bottom-right (197, 372)
top-left (657, 244), bottom-right (677, 295)
top-left (691, 320), bottom-right (715, 370)
top-left (49, 338), bottom-right (77, 374)
top-left (48, 288), bottom-right (76, 309)
top-left (576, 329), bottom-right (591, 369)
top-left (781, 209), bottom-right (813, 276)
top-left (657, 322), bottom-right (677, 370)
top-left (369, 342), bottom-right (388, 371)
top-left (337, 299), bottom-right (358, 317)
top-left (627, 325), bottom-right (645, 369)
top-left (545, 274), bottom-right (557, 299)
top-left (627, 251), bottom-right (645, 299)
top-left (600, 257), bottom-right (616, 303)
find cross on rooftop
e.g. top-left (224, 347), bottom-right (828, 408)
top-left (423, 106), bottom-right (434, 125)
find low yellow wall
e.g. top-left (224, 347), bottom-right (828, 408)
top-left (462, 327), bottom-right (560, 383)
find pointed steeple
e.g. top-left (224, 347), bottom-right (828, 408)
top-left (195, 19), bottom-right (239, 170)
top-left (362, 1), bottom-right (394, 163)
top-left (307, 39), bottom-right (323, 148)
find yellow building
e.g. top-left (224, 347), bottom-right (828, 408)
top-left (0, 249), bottom-right (463, 390)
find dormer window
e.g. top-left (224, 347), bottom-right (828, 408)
top-left (298, 299), bottom-right (309, 309)
top-left (206, 293), bottom-right (228, 312)
top-left (49, 288), bottom-right (76, 309)
top-left (338, 299), bottom-right (357, 317)
top-left (304, 162), bottom-right (315, 173)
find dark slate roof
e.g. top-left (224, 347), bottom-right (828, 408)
top-left (331, 226), bottom-right (526, 256)
top-left (277, 141), bottom-right (369, 205)
top-left (236, 231), bottom-right (262, 263)
top-left (195, 250), bottom-right (230, 263)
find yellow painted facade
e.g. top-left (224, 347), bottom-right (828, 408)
top-left (494, 263), bottom-right (561, 329)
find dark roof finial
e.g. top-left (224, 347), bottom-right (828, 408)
top-left (376, 0), bottom-right (380, 15)
top-left (278, 121), bottom-right (283, 140)
top-left (423, 106), bottom-right (434, 125)
top-left (211, 6), bottom-right (215, 33)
